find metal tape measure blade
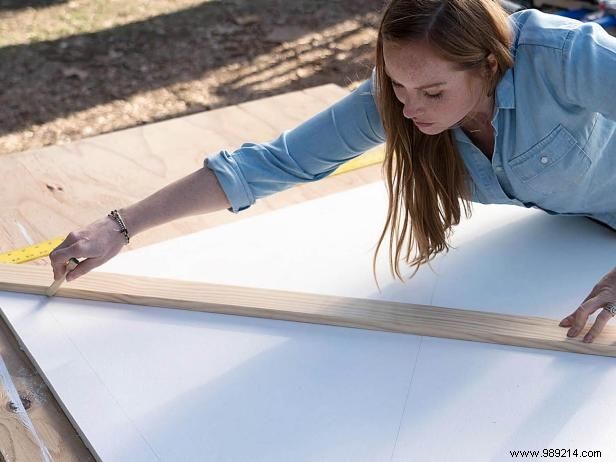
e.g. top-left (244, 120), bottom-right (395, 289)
top-left (0, 237), bottom-right (64, 264)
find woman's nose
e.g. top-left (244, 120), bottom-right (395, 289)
top-left (402, 105), bottom-right (414, 119)
top-left (400, 96), bottom-right (423, 119)
top-left (402, 104), bottom-right (424, 120)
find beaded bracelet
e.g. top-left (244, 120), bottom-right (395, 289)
top-left (107, 209), bottom-right (130, 244)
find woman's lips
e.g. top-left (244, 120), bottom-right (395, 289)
top-left (414, 120), bottom-right (434, 127)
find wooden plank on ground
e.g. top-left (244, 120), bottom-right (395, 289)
top-left (1, 263), bottom-right (615, 358)
top-left (0, 308), bottom-right (94, 462)
top-left (0, 356), bottom-right (50, 462)
top-left (0, 84), bottom-right (382, 266)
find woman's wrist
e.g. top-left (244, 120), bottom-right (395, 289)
top-left (109, 167), bottom-right (230, 240)
top-left (117, 206), bottom-right (144, 238)
top-left (107, 209), bottom-right (130, 244)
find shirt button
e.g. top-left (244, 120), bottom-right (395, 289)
top-left (540, 156), bottom-right (549, 164)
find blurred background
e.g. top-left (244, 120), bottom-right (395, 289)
top-left (0, 0), bottom-right (613, 157)
top-left (0, 0), bottom-right (380, 156)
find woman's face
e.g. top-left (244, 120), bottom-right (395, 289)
top-left (383, 40), bottom-right (493, 134)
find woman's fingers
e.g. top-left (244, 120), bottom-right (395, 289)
top-left (560, 296), bottom-right (605, 339)
top-left (558, 286), bottom-right (597, 327)
top-left (66, 257), bottom-right (105, 282)
top-left (583, 309), bottom-right (614, 343)
top-left (559, 303), bottom-right (591, 329)
top-left (559, 287), bottom-right (602, 328)
top-left (49, 216), bottom-right (127, 282)
top-left (559, 297), bottom-right (611, 342)
top-left (579, 286), bottom-right (600, 307)
top-left (560, 266), bottom-right (616, 343)
top-left (49, 233), bottom-right (78, 279)
top-left (49, 237), bottom-right (99, 281)
top-left (558, 314), bottom-right (575, 328)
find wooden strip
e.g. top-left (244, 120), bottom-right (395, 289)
top-left (0, 355), bottom-right (51, 462)
top-left (0, 263), bottom-right (615, 358)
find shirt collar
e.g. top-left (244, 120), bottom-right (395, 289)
top-left (495, 67), bottom-right (515, 110)
top-left (452, 67), bottom-right (515, 144)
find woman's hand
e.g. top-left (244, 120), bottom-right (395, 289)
top-left (559, 267), bottom-right (616, 343)
top-left (49, 215), bottom-right (126, 282)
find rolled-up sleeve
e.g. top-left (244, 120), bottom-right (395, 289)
top-left (561, 21), bottom-right (616, 120)
top-left (205, 76), bottom-right (385, 213)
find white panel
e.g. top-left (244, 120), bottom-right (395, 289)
top-left (3, 182), bottom-right (616, 461)
top-left (430, 206), bottom-right (616, 317)
top-left (0, 292), bottom-right (420, 462)
top-left (391, 337), bottom-right (616, 461)
top-left (104, 182), bottom-right (616, 320)
top-left (102, 182), bottom-right (441, 304)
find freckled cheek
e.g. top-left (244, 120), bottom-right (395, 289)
top-left (392, 90), bottom-right (415, 119)
top-left (393, 90), bottom-right (423, 113)
top-left (391, 90), bottom-right (451, 122)
top-left (392, 88), bottom-right (406, 105)
top-left (432, 98), bottom-right (462, 123)
top-left (422, 99), bottom-right (445, 121)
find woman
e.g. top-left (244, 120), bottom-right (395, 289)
top-left (50, 0), bottom-right (616, 343)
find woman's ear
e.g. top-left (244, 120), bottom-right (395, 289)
top-left (486, 53), bottom-right (498, 75)
top-left (483, 53), bottom-right (498, 97)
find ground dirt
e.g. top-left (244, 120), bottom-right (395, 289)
top-left (1, 0), bottom-right (381, 156)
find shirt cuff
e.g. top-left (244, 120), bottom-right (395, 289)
top-left (205, 151), bottom-right (255, 213)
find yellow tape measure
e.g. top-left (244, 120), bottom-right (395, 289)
top-left (330, 148), bottom-right (384, 176)
top-left (0, 237), bottom-right (64, 264)
top-left (0, 149), bottom-right (385, 265)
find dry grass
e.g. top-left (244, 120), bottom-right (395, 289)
top-left (1, 0), bottom-right (209, 46)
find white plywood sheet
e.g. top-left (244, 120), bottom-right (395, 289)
top-left (0, 292), bottom-right (420, 462)
top-left (391, 337), bottom-right (616, 461)
top-left (104, 180), bottom-right (616, 320)
top-left (3, 181), bottom-right (616, 461)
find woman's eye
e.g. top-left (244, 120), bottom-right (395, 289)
top-left (425, 92), bottom-right (443, 99)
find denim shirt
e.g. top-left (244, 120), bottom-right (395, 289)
top-left (206, 9), bottom-right (616, 228)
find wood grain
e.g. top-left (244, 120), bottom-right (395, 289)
top-left (0, 84), bottom-right (368, 262)
top-left (1, 263), bottom-right (615, 358)
top-left (0, 356), bottom-right (50, 462)
top-left (0, 311), bottom-right (94, 462)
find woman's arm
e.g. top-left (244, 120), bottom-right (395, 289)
top-left (50, 75), bottom-right (385, 280)
top-left (49, 167), bottom-right (230, 281)
top-left (120, 167), bottom-right (230, 236)
top-left (206, 77), bottom-right (385, 213)
top-left (560, 20), bottom-right (616, 120)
